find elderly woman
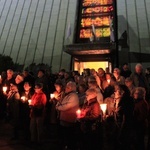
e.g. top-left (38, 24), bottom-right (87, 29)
top-left (132, 87), bottom-right (149, 150)
top-left (56, 81), bottom-right (79, 150)
top-left (77, 88), bottom-right (102, 150)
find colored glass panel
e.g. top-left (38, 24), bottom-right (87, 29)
top-left (76, 0), bottom-right (115, 42)
top-left (82, 6), bottom-right (113, 15)
top-left (80, 27), bottom-right (110, 38)
top-left (81, 16), bottom-right (110, 27)
top-left (83, 0), bottom-right (113, 7)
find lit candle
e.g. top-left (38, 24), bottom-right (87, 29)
top-left (0, 76), bottom-right (2, 84)
top-left (76, 109), bottom-right (81, 118)
top-left (28, 99), bottom-right (32, 105)
top-left (21, 96), bottom-right (26, 102)
top-left (100, 103), bottom-right (107, 116)
top-left (107, 79), bottom-right (110, 84)
top-left (3, 86), bottom-right (7, 93)
top-left (50, 93), bottom-right (55, 99)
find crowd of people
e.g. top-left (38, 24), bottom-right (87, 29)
top-left (0, 63), bottom-right (150, 150)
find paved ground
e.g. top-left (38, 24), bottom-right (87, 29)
top-left (0, 120), bottom-right (60, 150)
top-left (0, 119), bottom-right (149, 150)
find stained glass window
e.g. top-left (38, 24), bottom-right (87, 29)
top-left (76, 0), bottom-right (115, 43)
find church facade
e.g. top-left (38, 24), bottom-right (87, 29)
top-left (0, 0), bottom-right (149, 72)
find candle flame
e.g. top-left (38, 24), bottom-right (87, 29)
top-left (28, 99), bottom-right (32, 105)
top-left (100, 103), bottom-right (107, 114)
top-left (50, 94), bottom-right (55, 99)
top-left (21, 96), bottom-right (26, 101)
top-left (3, 86), bottom-right (7, 92)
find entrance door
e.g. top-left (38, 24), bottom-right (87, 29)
top-left (74, 61), bottom-right (110, 75)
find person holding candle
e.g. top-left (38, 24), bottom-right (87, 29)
top-left (30, 83), bottom-right (47, 144)
top-left (3, 69), bottom-right (15, 92)
top-left (6, 83), bottom-right (20, 140)
top-left (1, 69), bottom-right (15, 119)
top-left (47, 80), bottom-right (65, 139)
top-left (56, 81), bottom-right (79, 150)
top-left (49, 80), bottom-right (65, 124)
top-left (77, 88), bottom-right (102, 150)
top-left (20, 82), bottom-right (34, 140)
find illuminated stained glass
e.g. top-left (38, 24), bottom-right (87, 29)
top-left (76, 0), bottom-right (115, 42)
top-left (81, 17), bottom-right (110, 27)
top-left (83, 0), bottom-right (113, 6)
top-left (82, 6), bottom-right (113, 14)
top-left (80, 28), bottom-right (110, 38)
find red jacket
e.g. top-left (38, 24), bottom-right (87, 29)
top-left (31, 92), bottom-right (47, 108)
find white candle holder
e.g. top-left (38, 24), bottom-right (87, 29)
top-left (50, 93), bottom-right (55, 99)
top-left (3, 86), bottom-right (7, 93)
top-left (28, 99), bottom-right (32, 105)
top-left (107, 79), bottom-right (110, 84)
top-left (100, 103), bottom-right (107, 120)
top-left (21, 96), bottom-right (26, 102)
top-left (76, 109), bottom-right (81, 118)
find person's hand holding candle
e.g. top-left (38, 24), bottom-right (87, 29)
top-left (50, 93), bottom-right (55, 99)
top-left (21, 96), bottom-right (26, 102)
top-left (28, 99), bottom-right (32, 106)
top-left (0, 75), bottom-right (2, 84)
top-left (76, 109), bottom-right (86, 119)
top-left (3, 86), bottom-right (7, 94)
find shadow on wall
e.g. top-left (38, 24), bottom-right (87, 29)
top-left (118, 15), bottom-right (150, 67)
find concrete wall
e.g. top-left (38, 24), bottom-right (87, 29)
top-left (0, 0), bottom-right (77, 72)
top-left (117, 0), bottom-right (150, 70)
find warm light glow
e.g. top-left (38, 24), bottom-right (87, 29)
top-left (28, 99), bottom-right (32, 105)
top-left (50, 94), bottom-right (55, 99)
top-left (21, 96), bottom-right (26, 101)
top-left (76, 109), bottom-right (81, 118)
top-left (100, 103), bottom-right (107, 115)
top-left (3, 86), bottom-right (7, 93)
top-left (74, 61), bottom-right (108, 75)
top-left (107, 79), bottom-right (110, 84)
